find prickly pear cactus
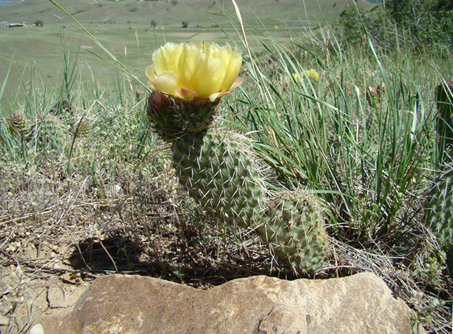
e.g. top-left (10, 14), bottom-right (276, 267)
top-left (436, 79), bottom-right (453, 160)
top-left (172, 126), bottom-right (267, 229)
top-left (170, 124), bottom-right (328, 273)
top-left (147, 90), bottom-right (329, 274)
top-left (425, 168), bottom-right (453, 277)
top-left (263, 190), bottom-right (328, 272)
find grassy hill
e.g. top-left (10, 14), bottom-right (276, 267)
top-left (0, 0), bottom-right (378, 27)
top-left (0, 0), bottom-right (380, 114)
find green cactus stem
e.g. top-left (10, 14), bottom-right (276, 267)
top-left (436, 79), bottom-right (453, 161)
top-left (425, 168), bottom-right (453, 278)
top-left (263, 190), bottom-right (328, 273)
top-left (147, 90), bottom-right (220, 143)
top-left (171, 126), bottom-right (267, 229)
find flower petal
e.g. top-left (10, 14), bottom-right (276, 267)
top-left (208, 91), bottom-right (231, 102)
top-left (175, 88), bottom-right (198, 101)
top-left (167, 43), bottom-right (184, 76)
top-left (151, 71), bottom-right (179, 95)
top-left (178, 43), bottom-right (203, 90)
top-left (230, 77), bottom-right (243, 90)
top-left (145, 65), bottom-right (156, 82)
top-left (195, 57), bottom-right (225, 98)
top-left (153, 42), bottom-right (178, 75)
top-left (220, 47), bottom-right (242, 91)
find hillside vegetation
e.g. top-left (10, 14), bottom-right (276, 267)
top-left (0, 0), bottom-right (378, 115)
top-left (0, 0), bottom-right (377, 27)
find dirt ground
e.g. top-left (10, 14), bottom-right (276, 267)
top-left (0, 161), bottom-right (302, 333)
top-left (1, 161), bottom-right (452, 333)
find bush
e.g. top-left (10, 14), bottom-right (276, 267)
top-left (34, 20), bottom-right (44, 27)
top-left (182, 21), bottom-right (189, 28)
top-left (337, 1), bottom-right (453, 51)
top-left (386, 0), bottom-right (453, 49)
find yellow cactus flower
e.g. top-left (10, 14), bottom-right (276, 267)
top-left (288, 69), bottom-right (320, 84)
top-left (145, 42), bottom-right (243, 102)
top-left (305, 69), bottom-right (319, 81)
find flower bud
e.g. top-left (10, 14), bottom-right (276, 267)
top-left (73, 120), bottom-right (90, 139)
top-left (9, 112), bottom-right (28, 135)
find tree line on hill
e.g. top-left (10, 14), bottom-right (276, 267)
top-left (337, 0), bottom-right (453, 51)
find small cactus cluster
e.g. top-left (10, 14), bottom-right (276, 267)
top-left (425, 168), bottom-right (453, 278)
top-left (73, 120), bottom-right (90, 139)
top-left (264, 190), bottom-right (328, 272)
top-left (147, 90), bottom-right (329, 274)
top-left (8, 112), bottom-right (28, 135)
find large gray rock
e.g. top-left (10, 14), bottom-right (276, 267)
top-left (38, 272), bottom-right (412, 334)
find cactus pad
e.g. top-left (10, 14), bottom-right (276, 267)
top-left (172, 126), bottom-right (267, 229)
top-left (263, 190), bottom-right (328, 273)
top-left (425, 168), bottom-right (453, 277)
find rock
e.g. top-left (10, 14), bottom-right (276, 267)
top-left (29, 324), bottom-right (44, 334)
top-left (47, 282), bottom-right (89, 309)
top-left (39, 272), bottom-right (412, 334)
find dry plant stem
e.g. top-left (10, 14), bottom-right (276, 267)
top-left (98, 238), bottom-right (118, 272)
top-left (0, 199), bottom-right (170, 225)
top-left (22, 261), bottom-right (99, 279)
top-left (76, 243), bottom-right (91, 271)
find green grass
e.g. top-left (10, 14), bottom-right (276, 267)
top-left (0, 13), bottom-right (336, 114)
top-left (0, 0), bottom-right (377, 27)
top-left (0, 0), bottom-right (380, 114)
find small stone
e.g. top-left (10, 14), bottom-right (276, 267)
top-left (29, 324), bottom-right (44, 334)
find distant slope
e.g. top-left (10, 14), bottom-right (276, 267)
top-left (0, 0), bottom-right (379, 27)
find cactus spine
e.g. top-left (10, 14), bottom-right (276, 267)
top-left (147, 90), bottom-right (328, 273)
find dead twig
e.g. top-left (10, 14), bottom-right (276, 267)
top-left (98, 238), bottom-right (118, 272)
